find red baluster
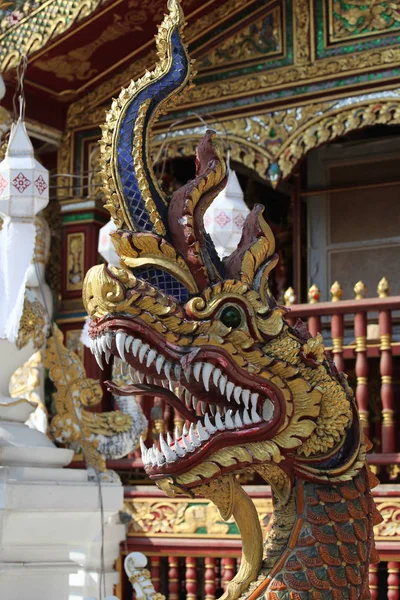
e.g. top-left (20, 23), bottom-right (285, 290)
top-left (221, 558), bottom-right (236, 591)
top-left (330, 282), bottom-right (344, 372)
top-left (379, 308), bottom-right (395, 452)
top-left (168, 556), bottom-right (179, 600)
top-left (307, 284), bottom-right (321, 336)
top-left (354, 311), bottom-right (370, 438)
top-left (205, 557), bottom-right (216, 600)
top-left (369, 565), bottom-right (378, 600)
top-left (388, 561), bottom-right (400, 600)
top-left (186, 557), bottom-right (197, 600)
top-left (151, 556), bottom-right (161, 592)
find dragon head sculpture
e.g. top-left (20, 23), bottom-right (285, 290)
top-left (83, 2), bottom-right (381, 599)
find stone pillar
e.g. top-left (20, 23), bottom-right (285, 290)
top-left (0, 394), bottom-right (125, 600)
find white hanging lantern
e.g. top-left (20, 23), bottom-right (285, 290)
top-left (204, 162), bottom-right (249, 259)
top-left (0, 101), bottom-right (49, 343)
top-left (98, 219), bottom-right (120, 267)
top-left (0, 117), bottom-right (48, 218)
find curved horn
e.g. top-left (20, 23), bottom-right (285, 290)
top-left (168, 130), bottom-right (227, 289)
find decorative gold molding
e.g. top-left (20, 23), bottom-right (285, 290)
top-left (293, 0), bottom-right (311, 66)
top-left (123, 496), bottom-right (273, 538)
top-left (123, 495), bottom-right (400, 542)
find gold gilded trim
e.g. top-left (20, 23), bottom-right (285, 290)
top-left (380, 333), bottom-right (392, 351)
top-left (355, 336), bottom-right (367, 353)
top-left (382, 408), bottom-right (394, 426)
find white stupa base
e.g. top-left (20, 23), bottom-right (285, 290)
top-left (0, 463), bottom-right (125, 600)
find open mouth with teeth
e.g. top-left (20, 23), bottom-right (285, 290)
top-left (89, 317), bottom-right (284, 479)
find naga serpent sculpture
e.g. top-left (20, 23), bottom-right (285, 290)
top-left (82, 1), bottom-right (382, 598)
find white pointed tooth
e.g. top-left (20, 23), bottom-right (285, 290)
top-left (219, 375), bottom-right (227, 395)
top-left (185, 389), bottom-right (191, 407)
top-left (125, 335), bottom-right (133, 352)
top-left (164, 361), bottom-right (172, 380)
top-left (202, 363), bottom-right (213, 391)
top-left (197, 420), bottom-right (210, 441)
top-left (101, 335), bottom-right (107, 353)
top-left (262, 400), bottom-right (274, 421)
top-left (155, 355), bottom-right (165, 375)
top-left (174, 440), bottom-right (185, 457)
top-left (204, 413), bottom-right (217, 434)
top-left (226, 381), bottom-right (234, 402)
top-left (154, 445), bottom-right (166, 466)
top-left (243, 408), bottom-right (252, 425)
top-left (192, 396), bottom-right (198, 411)
top-left (167, 432), bottom-right (173, 446)
top-left (189, 424), bottom-right (201, 447)
top-left (174, 364), bottom-right (182, 381)
top-left (106, 332), bottom-right (113, 349)
top-left (234, 411), bottom-right (243, 428)
top-left (251, 393), bottom-right (259, 410)
top-left (215, 412), bottom-right (225, 431)
top-left (201, 401), bottom-right (207, 415)
top-left (193, 362), bottom-right (202, 382)
top-left (89, 339), bottom-right (95, 354)
top-left (148, 447), bottom-right (157, 466)
top-left (233, 386), bottom-right (242, 405)
top-left (174, 426), bottom-right (181, 440)
top-left (104, 348), bottom-right (111, 364)
top-left (131, 338), bottom-right (142, 357)
top-left (169, 380), bottom-right (176, 393)
top-left (182, 434), bottom-right (194, 453)
top-left (129, 366), bottom-right (136, 380)
top-left (225, 410), bottom-right (235, 430)
top-left (251, 408), bottom-right (261, 423)
top-left (146, 349), bottom-right (157, 368)
top-left (160, 433), bottom-right (177, 463)
top-left (139, 436), bottom-right (147, 458)
top-left (137, 372), bottom-right (145, 383)
top-left (210, 404), bottom-right (216, 416)
top-left (138, 343), bottom-right (149, 363)
top-left (213, 367), bottom-right (222, 387)
top-left (242, 389), bottom-right (250, 410)
top-left (146, 375), bottom-right (154, 384)
top-left (184, 365), bottom-right (192, 383)
top-left (94, 345), bottom-right (104, 370)
top-left (116, 332), bottom-right (126, 361)
top-left (182, 423), bottom-right (188, 436)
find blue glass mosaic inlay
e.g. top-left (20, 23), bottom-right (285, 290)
top-left (117, 29), bottom-right (189, 233)
top-left (134, 266), bottom-right (190, 303)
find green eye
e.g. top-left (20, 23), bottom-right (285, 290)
top-left (220, 306), bottom-right (242, 329)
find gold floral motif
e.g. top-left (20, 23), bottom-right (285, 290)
top-left (16, 294), bottom-right (46, 350)
top-left (10, 350), bottom-right (45, 413)
top-left (330, 0), bottom-right (400, 42)
top-left (122, 495), bottom-right (400, 541)
top-left (198, 6), bottom-right (282, 70)
top-left (293, 0), bottom-right (311, 65)
top-left (0, 0), bottom-right (108, 71)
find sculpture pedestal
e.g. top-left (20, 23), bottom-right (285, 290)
top-left (0, 397), bottom-right (125, 600)
top-left (0, 463), bottom-right (125, 599)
